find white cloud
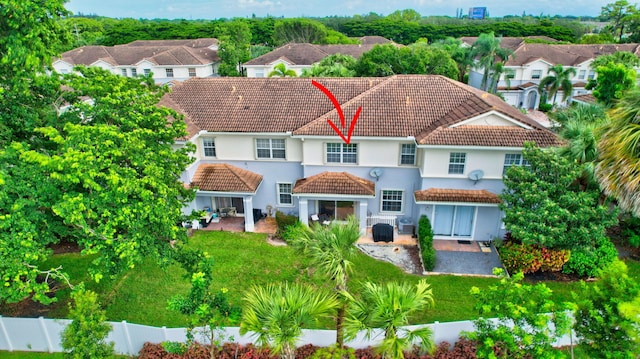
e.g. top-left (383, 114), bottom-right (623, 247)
top-left (238, 0), bottom-right (275, 8)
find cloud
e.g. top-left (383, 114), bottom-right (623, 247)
top-left (238, 0), bottom-right (276, 8)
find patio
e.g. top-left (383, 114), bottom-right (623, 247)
top-left (198, 216), bottom-right (277, 235)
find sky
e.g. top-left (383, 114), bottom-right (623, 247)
top-left (65, 0), bottom-right (634, 20)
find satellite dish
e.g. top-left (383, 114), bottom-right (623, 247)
top-left (468, 170), bottom-right (484, 182)
top-left (369, 168), bottom-right (383, 181)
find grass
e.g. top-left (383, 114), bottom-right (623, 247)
top-left (10, 231), bottom-right (639, 330)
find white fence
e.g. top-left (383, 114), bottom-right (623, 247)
top-left (366, 215), bottom-right (396, 227)
top-left (0, 316), bottom-right (576, 356)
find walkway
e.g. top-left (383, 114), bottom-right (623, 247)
top-left (431, 240), bottom-right (503, 276)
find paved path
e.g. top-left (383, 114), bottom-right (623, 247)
top-left (432, 242), bottom-right (503, 276)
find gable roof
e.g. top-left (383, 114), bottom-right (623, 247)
top-left (414, 188), bottom-right (501, 204)
top-left (190, 164), bottom-right (263, 193)
top-left (58, 38), bottom-right (219, 67)
top-left (243, 43), bottom-right (379, 66)
top-left (162, 75), bottom-right (559, 148)
top-left (293, 172), bottom-right (375, 196)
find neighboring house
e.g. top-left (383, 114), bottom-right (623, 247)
top-left (462, 37), bottom-right (640, 109)
top-left (243, 41), bottom-right (393, 77)
top-left (53, 38), bottom-right (220, 83)
top-left (162, 75), bottom-right (560, 239)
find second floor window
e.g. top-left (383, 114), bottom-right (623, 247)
top-left (531, 70), bottom-right (542, 79)
top-left (503, 153), bottom-right (530, 175)
top-left (121, 68), bottom-right (127, 76)
top-left (166, 68), bottom-right (174, 78)
top-left (588, 70), bottom-right (596, 80)
top-left (448, 152), bottom-right (466, 174)
top-left (144, 69), bottom-right (151, 75)
top-left (400, 144), bottom-right (416, 165)
top-left (188, 68), bottom-right (196, 77)
top-left (326, 143), bottom-right (357, 164)
top-left (202, 138), bottom-right (216, 157)
top-left (256, 138), bottom-right (285, 159)
top-left (578, 70), bottom-right (586, 79)
top-left (131, 68), bottom-right (137, 77)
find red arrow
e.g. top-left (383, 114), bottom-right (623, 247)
top-left (311, 80), bottom-right (362, 145)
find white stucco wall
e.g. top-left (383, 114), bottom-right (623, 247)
top-left (421, 148), bottom-right (515, 180)
top-left (195, 134), bottom-right (302, 162)
top-left (301, 139), bottom-right (418, 167)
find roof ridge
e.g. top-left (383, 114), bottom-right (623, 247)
top-left (342, 171), bottom-right (374, 193)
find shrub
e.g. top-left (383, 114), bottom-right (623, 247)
top-left (275, 210), bottom-right (300, 234)
top-left (498, 241), bottom-right (569, 274)
top-left (563, 237), bottom-right (618, 277)
top-left (308, 344), bottom-right (354, 359)
top-left (161, 341), bottom-right (188, 355)
top-left (538, 102), bottom-right (553, 112)
top-left (280, 221), bottom-right (309, 244)
top-left (620, 214), bottom-right (640, 247)
top-left (418, 215), bottom-right (436, 271)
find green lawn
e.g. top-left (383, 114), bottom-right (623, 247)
top-left (12, 231), bottom-right (637, 329)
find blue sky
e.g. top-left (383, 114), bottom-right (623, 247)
top-left (66, 0), bottom-right (628, 19)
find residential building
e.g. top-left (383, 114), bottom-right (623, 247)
top-left (162, 75), bottom-right (560, 238)
top-left (462, 37), bottom-right (640, 109)
top-left (53, 38), bottom-right (220, 83)
top-left (243, 40), bottom-right (394, 78)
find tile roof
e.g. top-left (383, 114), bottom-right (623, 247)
top-left (420, 125), bottom-right (562, 147)
top-left (162, 75), bottom-right (559, 148)
top-left (293, 172), bottom-right (375, 196)
top-left (58, 38), bottom-right (219, 67)
top-left (190, 164), bottom-right (263, 193)
top-left (572, 93), bottom-right (597, 104)
top-left (506, 43), bottom-right (640, 67)
top-left (243, 43), bottom-right (378, 66)
top-left (359, 36), bottom-right (394, 45)
top-left (414, 188), bottom-right (501, 204)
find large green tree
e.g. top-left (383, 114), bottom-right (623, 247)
top-left (538, 64), bottom-right (577, 106)
top-left (500, 143), bottom-right (617, 277)
top-left (600, 0), bottom-right (639, 41)
top-left (355, 44), bottom-right (423, 76)
top-left (285, 219), bottom-right (360, 347)
top-left (589, 62), bottom-right (637, 106)
top-left (410, 41), bottom-right (460, 80)
top-left (300, 53), bottom-right (357, 77)
top-left (470, 32), bottom-right (514, 92)
top-left (597, 88), bottom-right (640, 217)
top-left (216, 19), bottom-right (252, 77)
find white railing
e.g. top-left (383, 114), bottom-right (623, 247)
top-left (0, 316), bottom-right (576, 356)
top-left (367, 215), bottom-right (396, 227)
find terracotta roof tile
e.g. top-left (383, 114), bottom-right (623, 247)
top-left (163, 75), bottom-right (559, 147)
top-left (191, 164), bottom-right (263, 193)
top-left (420, 125), bottom-right (562, 147)
top-left (293, 172), bottom-right (375, 196)
top-left (414, 188), bottom-right (501, 204)
top-left (572, 93), bottom-right (597, 104)
top-left (243, 43), bottom-right (377, 66)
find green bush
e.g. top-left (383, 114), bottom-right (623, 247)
top-left (538, 102), bottom-right (553, 112)
top-left (280, 221), bottom-right (309, 244)
top-left (418, 215), bottom-right (436, 271)
top-left (621, 214), bottom-right (640, 247)
top-left (275, 210), bottom-right (300, 234)
top-left (563, 237), bottom-right (618, 277)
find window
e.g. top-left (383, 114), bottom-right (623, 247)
top-left (255, 71), bottom-right (265, 78)
top-left (202, 138), bottom-right (216, 157)
top-left (131, 68), bottom-right (137, 77)
top-left (578, 70), bottom-right (586, 79)
top-left (256, 138), bottom-right (286, 159)
top-left (381, 190), bottom-right (404, 213)
top-left (166, 68), bottom-right (174, 78)
top-left (144, 69), bottom-right (151, 75)
top-left (588, 70), bottom-right (596, 80)
top-left (277, 183), bottom-right (293, 205)
top-left (188, 68), bottom-right (196, 77)
top-left (121, 68), bottom-right (127, 76)
top-left (531, 70), bottom-right (542, 79)
top-left (326, 143), bottom-right (357, 164)
top-left (503, 153), bottom-right (530, 175)
top-left (506, 72), bottom-right (515, 79)
top-left (433, 205), bottom-right (475, 237)
top-left (448, 152), bottom-right (466, 174)
top-left (400, 144), bottom-right (416, 165)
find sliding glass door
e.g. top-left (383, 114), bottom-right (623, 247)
top-left (433, 205), bottom-right (475, 237)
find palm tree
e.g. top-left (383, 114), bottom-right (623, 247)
top-left (239, 283), bottom-right (339, 359)
top-left (471, 32), bottom-right (514, 92)
top-left (343, 280), bottom-right (435, 359)
top-left (487, 62), bottom-right (514, 94)
top-left (596, 88), bottom-right (640, 216)
top-left (268, 63), bottom-right (297, 77)
top-left (538, 64), bottom-right (577, 107)
top-left (286, 218), bottom-right (360, 348)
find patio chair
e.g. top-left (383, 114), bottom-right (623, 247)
top-left (372, 223), bottom-right (393, 242)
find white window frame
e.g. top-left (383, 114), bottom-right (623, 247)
top-left (256, 138), bottom-right (286, 159)
top-left (578, 69), bottom-right (586, 79)
top-left (166, 68), bottom-right (174, 78)
top-left (326, 143), bottom-right (358, 164)
top-left (380, 189), bottom-right (404, 213)
top-left (399, 143), bottom-right (416, 165)
top-left (448, 152), bottom-right (466, 175)
top-left (277, 182), bottom-right (293, 206)
top-left (202, 137), bottom-right (216, 157)
top-left (188, 67), bottom-right (196, 77)
top-left (143, 68), bottom-right (151, 76)
top-left (431, 205), bottom-right (477, 239)
top-left (121, 68), bottom-right (127, 76)
top-left (503, 153), bottom-right (530, 175)
top-left (588, 70), bottom-right (596, 80)
top-left (255, 71), bottom-right (265, 78)
top-left (531, 69), bottom-right (542, 79)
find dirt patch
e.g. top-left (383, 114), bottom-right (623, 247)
top-left (357, 244), bottom-right (424, 275)
top-left (49, 239), bottom-right (81, 254)
top-left (524, 271), bottom-right (585, 283)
